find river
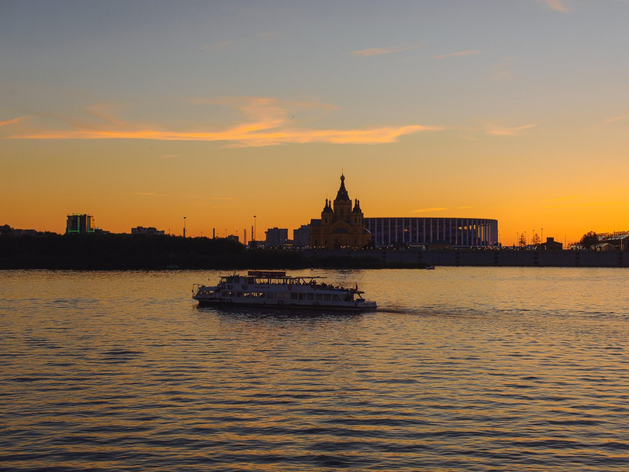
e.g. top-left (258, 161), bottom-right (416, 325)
top-left (1, 268), bottom-right (628, 471)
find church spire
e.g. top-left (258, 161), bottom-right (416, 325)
top-left (352, 198), bottom-right (362, 213)
top-left (335, 173), bottom-right (350, 202)
top-left (322, 198), bottom-right (333, 214)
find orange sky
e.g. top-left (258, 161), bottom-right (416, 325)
top-left (1, 1), bottom-right (628, 245)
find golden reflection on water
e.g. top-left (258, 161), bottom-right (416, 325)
top-left (1, 268), bottom-right (629, 471)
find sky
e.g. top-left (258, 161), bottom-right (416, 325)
top-left (1, 0), bottom-right (628, 245)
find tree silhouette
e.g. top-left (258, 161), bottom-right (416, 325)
top-left (518, 233), bottom-right (527, 247)
top-left (579, 231), bottom-right (599, 249)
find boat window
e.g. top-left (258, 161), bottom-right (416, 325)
top-left (243, 292), bottom-right (250, 298)
top-left (316, 294), bottom-right (323, 301)
top-left (291, 293), bottom-right (298, 300)
top-left (333, 295), bottom-right (342, 301)
top-left (283, 293), bottom-right (290, 299)
top-left (237, 292), bottom-right (242, 297)
top-left (298, 293), bottom-right (306, 300)
top-left (259, 292), bottom-right (265, 298)
top-left (227, 285), bottom-right (233, 289)
top-left (248, 278), bottom-right (255, 284)
top-left (307, 293), bottom-right (314, 301)
top-left (324, 294), bottom-right (332, 301)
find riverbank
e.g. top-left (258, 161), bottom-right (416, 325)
top-left (0, 234), bottom-right (425, 270)
top-left (1, 234), bottom-right (626, 269)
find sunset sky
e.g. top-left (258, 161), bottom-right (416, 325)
top-left (2, 0), bottom-right (628, 245)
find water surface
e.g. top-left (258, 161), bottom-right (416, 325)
top-left (1, 268), bottom-right (629, 471)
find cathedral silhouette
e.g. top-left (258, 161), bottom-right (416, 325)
top-left (309, 175), bottom-right (371, 249)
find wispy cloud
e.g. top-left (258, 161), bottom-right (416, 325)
top-left (433, 50), bottom-right (481, 60)
top-left (413, 207), bottom-right (448, 213)
top-left (0, 116), bottom-right (28, 127)
top-left (602, 114), bottom-right (629, 125)
top-left (201, 40), bottom-right (233, 52)
top-left (537, 195), bottom-right (624, 209)
top-left (2, 97), bottom-right (443, 147)
top-left (487, 123), bottom-right (538, 137)
top-left (544, 201), bottom-right (622, 209)
top-left (350, 44), bottom-right (422, 57)
top-left (544, 196), bottom-right (581, 203)
top-left (537, 0), bottom-right (569, 12)
top-left (490, 57), bottom-right (515, 81)
top-left (258, 31), bottom-right (280, 39)
top-left (134, 192), bottom-right (169, 197)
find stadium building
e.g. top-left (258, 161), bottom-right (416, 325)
top-left (364, 217), bottom-right (498, 248)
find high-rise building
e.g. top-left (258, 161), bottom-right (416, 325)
top-left (265, 227), bottom-right (288, 248)
top-left (66, 214), bottom-right (95, 234)
top-left (293, 225), bottom-right (310, 248)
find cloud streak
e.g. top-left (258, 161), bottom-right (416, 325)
top-left (1, 97), bottom-right (443, 147)
top-left (0, 116), bottom-right (28, 127)
top-left (433, 50), bottom-right (481, 60)
top-left (487, 123), bottom-right (538, 137)
top-left (350, 44), bottom-right (422, 57)
top-left (602, 114), bottom-right (629, 125)
top-left (201, 40), bottom-right (233, 51)
top-left (490, 57), bottom-right (515, 81)
top-left (413, 207), bottom-right (448, 213)
top-left (134, 192), bottom-right (169, 197)
top-left (537, 0), bottom-right (569, 12)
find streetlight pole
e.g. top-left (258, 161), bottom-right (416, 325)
top-left (253, 215), bottom-right (257, 242)
top-left (183, 216), bottom-right (186, 238)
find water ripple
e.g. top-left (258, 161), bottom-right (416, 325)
top-left (2, 269), bottom-right (629, 471)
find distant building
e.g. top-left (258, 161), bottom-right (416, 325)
top-left (364, 217), bottom-right (498, 248)
top-left (1, 225), bottom-right (42, 237)
top-left (293, 225), bottom-right (310, 248)
top-left (309, 175), bottom-right (371, 249)
top-left (599, 233), bottom-right (629, 252)
top-left (14, 229), bottom-right (38, 236)
top-left (131, 226), bottom-right (165, 236)
top-left (592, 242), bottom-right (615, 252)
top-left (66, 214), bottom-right (95, 234)
top-left (265, 227), bottom-right (288, 248)
top-left (538, 237), bottom-right (563, 251)
top-left (226, 234), bottom-right (240, 243)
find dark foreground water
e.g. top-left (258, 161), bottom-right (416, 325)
top-left (1, 268), bottom-right (629, 471)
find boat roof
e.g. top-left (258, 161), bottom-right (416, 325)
top-left (221, 271), bottom-right (326, 280)
top-left (248, 270), bottom-right (286, 277)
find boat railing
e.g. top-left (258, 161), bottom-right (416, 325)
top-left (211, 273), bottom-right (362, 294)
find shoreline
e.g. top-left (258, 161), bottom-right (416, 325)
top-left (1, 234), bottom-right (627, 269)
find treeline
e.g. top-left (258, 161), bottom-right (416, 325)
top-left (0, 233), bottom-right (244, 269)
top-left (0, 233), bottom-right (417, 270)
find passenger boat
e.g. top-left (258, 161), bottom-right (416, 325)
top-left (193, 270), bottom-right (377, 311)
